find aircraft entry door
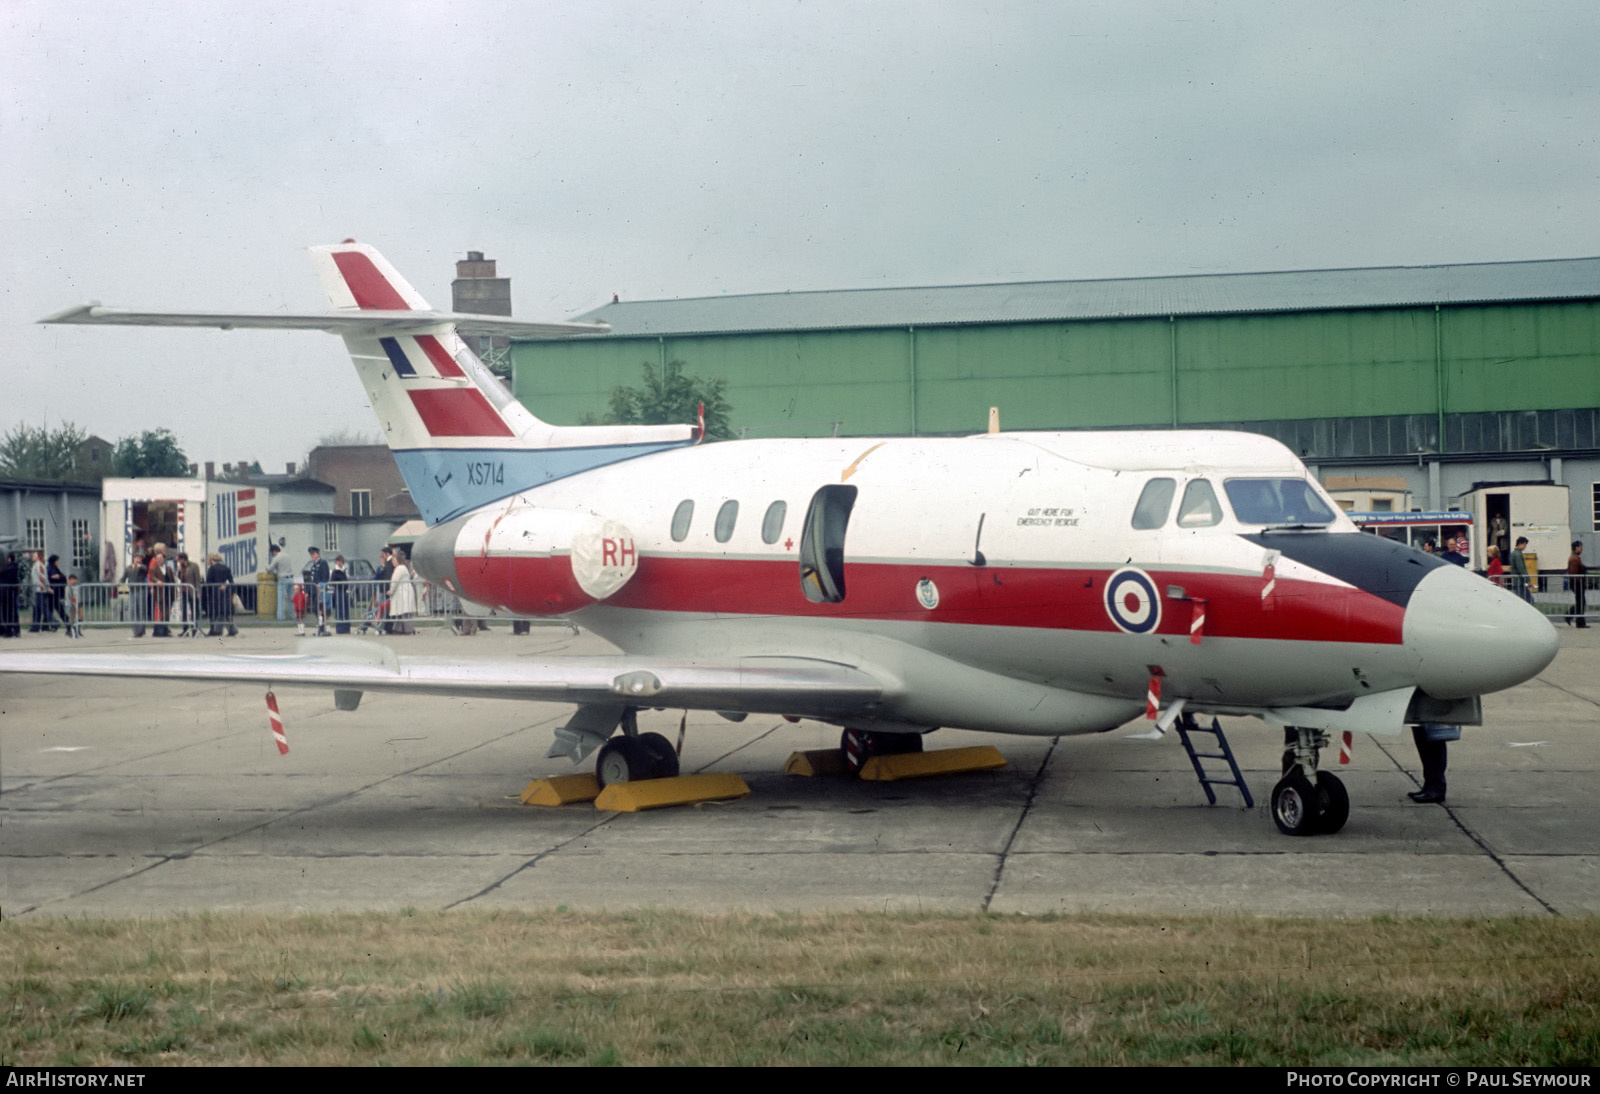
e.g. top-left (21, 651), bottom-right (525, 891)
top-left (799, 485), bottom-right (857, 603)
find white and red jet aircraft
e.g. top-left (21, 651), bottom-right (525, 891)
top-left (3, 243), bottom-right (1559, 835)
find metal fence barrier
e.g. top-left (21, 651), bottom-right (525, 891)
top-left (1512, 572), bottom-right (1597, 623)
top-left (0, 579), bottom-right (569, 635)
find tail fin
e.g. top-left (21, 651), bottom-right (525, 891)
top-left (40, 242), bottom-right (696, 525)
top-left (309, 242), bottom-right (695, 524)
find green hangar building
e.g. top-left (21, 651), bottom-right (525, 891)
top-left (508, 257), bottom-right (1600, 551)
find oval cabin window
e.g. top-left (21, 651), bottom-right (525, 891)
top-left (714, 500), bottom-right (739, 543)
top-left (761, 500), bottom-right (788, 544)
top-left (670, 499), bottom-right (694, 542)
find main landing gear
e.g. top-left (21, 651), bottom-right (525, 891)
top-left (839, 727), bottom-right (923, 773)
top-left (1272, 727), bottom-right (1349, 836)
top-left (594, 710), bottom-right (680, 787)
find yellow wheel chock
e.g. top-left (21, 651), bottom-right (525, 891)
top-left (594, 772), bottom-right (751, 812)
top-left (521, 773), bottom-right (602, 806)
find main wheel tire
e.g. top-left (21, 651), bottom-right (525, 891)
top-left (841, 729), bottom-right (924, 773)
top-left (1313, 771), bottom-right (1350, 834)
top-left (1271, 772), bottom-right (1321, 836)
top-left (636, 731), bottom-right (680, 779)
top-left (877, 733), bottom-right (924, 756)
top-left (596, 736), bottom-right (655, 787)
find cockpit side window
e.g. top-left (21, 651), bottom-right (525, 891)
top-left (1176, 479), bottom-right (1224, 528)
top-left (1131, 478), bottom-right (1177, 530)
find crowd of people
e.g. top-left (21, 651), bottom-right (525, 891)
top-left (0, 540), bottom-right (425, 639)
top-left (1, 551), bottom-right (81, 638)
top-left (113, 537), bottom-right (240, 639)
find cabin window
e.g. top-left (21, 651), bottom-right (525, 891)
top-left (1224, 478), bottom-right (1336, 526)
top-left (1131, 478), bottom-right (1176, 529)
top-left (1176, 479), bottom-right (1223, 528)
top-left (761, 500), bottom-right (788, 544)
top-left (670, 499), bottom-right (694, 542)
top-left (714, 500), bottom-right (739, 543)
top-left (799, 485), bottom-right (857, 603)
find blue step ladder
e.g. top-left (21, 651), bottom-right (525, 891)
top-left (1175, 714), bottom-right (1254, 807)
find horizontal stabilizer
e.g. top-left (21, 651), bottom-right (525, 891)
top-left (39, 304), bottom-right (609, 340)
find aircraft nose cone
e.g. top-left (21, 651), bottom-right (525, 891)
top-left (1404, 564), bottom-right (1558, 699)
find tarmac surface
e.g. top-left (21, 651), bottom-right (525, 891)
top-left (2, 621), bottom-right (1596, 919)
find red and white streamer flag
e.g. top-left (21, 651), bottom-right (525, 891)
top-left (1339, 730), bottom-right (1353, 765)
top-left (1189, 599), bottom-right (1207, 645)
top-left (1261, 551), bottom-right (1280, 612)
top-left (1146, 674), bottom-right (1161, 720)
top-left (266, 691), bottom-right (288, 755)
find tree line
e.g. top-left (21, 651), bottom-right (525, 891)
top-left (0, 422), bottom-right (190, 481)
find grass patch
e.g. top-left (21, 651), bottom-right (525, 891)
top-left (0, 910), bottom-right (1595, 1065)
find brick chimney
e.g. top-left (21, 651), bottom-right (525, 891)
top-left (286, 461), bottom-right (297, 475)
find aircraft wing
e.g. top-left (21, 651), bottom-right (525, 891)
top-left (39, 305), bottom-right (609, 340)
top-left (0, 641), bottom-right (883, 717)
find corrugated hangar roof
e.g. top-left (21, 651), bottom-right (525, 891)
top-left (573, 256), bottom-right (1600, 338)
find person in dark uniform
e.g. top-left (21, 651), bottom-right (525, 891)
top-left (328, 554), bottom-right (352, 635)
top-left (0, 552), bottom-right (19, 637)
top-left (1567, 541), bottom-right (1588, 628)
top-left (1509, 536), bottom-right (1532, 603)
top-left (205, 553), bottom-right (237, 637)
top-left (303, 546), bottom-right (330, 636)
top-left (47, 554), bottom-right (69, 630)
top-left (1409, 722), bottom-right (1457, 804)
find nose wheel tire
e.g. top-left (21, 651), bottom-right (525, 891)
top-left (1313, 771), bottom-right (1349, 834)
top-left (1271, 770), bottom-right (1350, 835)
top-left (1271, 772), bottom-right (1319, 836)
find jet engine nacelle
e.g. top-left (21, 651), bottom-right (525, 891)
top-left (411, 504), bottom-right (639, 617)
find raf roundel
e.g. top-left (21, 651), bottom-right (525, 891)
top-left (1104, 567), bottom-right (1162, 634)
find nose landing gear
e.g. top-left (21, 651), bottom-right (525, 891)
top-left (1272, 727), bottom-right (1349, 836)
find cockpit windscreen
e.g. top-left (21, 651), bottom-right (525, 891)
top-left (1224, 478), bottom-right (1337, 526)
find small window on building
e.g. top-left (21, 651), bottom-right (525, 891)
top-left (1592, 483), bottom-right (1600, 532)
top-left (714, 500), bottom-right (739, 543)
top-left (761, 500), bottom-right (788, 544)
top-left (324, 522), bottom-right (339, 552)
top-left (72, 519), bottom-right (93, 572)
top-left (351, 490), bottom-right (372, 518)
top-left (670, 499), bottom-right (694, 542)
top-left (1370, 498), bottom-right (1393, 512)
top-left (1176, 479), bottom-right (1223, 528)
top-left (1131, 478), bottom-right (1176, 530)
top-left (25, 518), bottom-right (44, 553)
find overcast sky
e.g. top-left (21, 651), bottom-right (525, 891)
top-left (5, 0), bottom-right (1598, 469)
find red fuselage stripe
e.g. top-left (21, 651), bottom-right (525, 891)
top-left (455, 554), bottom-right (1406, 643)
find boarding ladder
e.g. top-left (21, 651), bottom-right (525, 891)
top-left (1175, 714), bottom-right (1254, 808)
